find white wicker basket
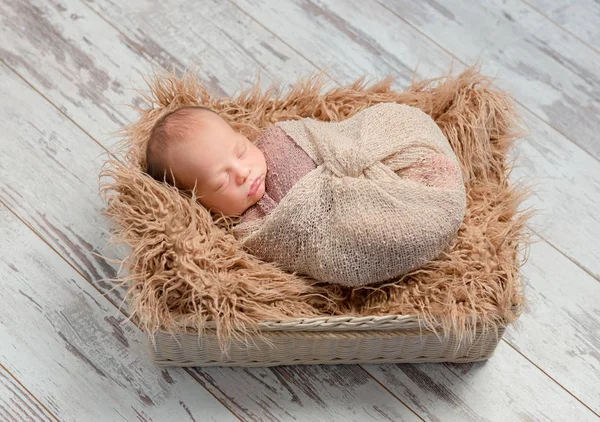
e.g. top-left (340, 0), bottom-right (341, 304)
top-left (148, 313), bottom-right (513, 367)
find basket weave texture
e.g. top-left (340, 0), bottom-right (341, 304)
top-left (149, 314), bottom-right (514, 366)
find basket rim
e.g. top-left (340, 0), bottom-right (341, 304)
top-left (204, 307), bottom-right (520, 332)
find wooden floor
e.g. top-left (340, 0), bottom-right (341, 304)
top-left (1, 0), bottom-right (599, 420)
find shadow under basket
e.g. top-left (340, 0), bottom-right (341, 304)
top-left (147, 311), bottom-right (517, 367)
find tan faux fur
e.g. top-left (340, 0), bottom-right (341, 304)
top-left (100, 67), bottom-right (531, 348)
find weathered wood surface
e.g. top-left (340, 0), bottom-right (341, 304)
top-left (81, 0), bottom-right (314, 92)
top-left (190, 365), bottom-right (422, 422)
top-left (230, 0), bottom-right (456, 87)
top-left (0, 365), bottom-right (57, 422)
top-left (377, 0), bottom-right (600, 160)
top-left (510, 106), bottom-right (600, 279)
top-left (0, 61), bottom-right (125, 304)
top-left (0, 6), bottom-right (420, 421)
top-left (505, 240), bottom-right (600, 415)
top-left (230, 0), bottom-right (600, 279)
top-left (364, 339), bottom-right (598, 422)
top-left (526, 0), bottom-right (600, 50)
top-left (0, 206), bottom-right (238, 421)
top-left (0, 0), bottom-right (150, 149)
top-left (1, 0), bottom-right (600, 420)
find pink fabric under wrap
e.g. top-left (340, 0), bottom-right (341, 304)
top-left (239, 125), bottom-right (462, 225)
top-left (234, 111), bottom-right (464, 287)
top-left (238, 125), bottom-right (317, 224)
top-left (234, 103), bottom-right (466, 287)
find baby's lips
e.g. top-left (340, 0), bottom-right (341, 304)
top-left (248, 175), bottom-right (263, 196)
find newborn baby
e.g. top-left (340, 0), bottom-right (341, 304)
top-left (146, 104), bottom-right (465, 286)
top-left (146, 106), bottom-right (457, 220)
top-left (146, 106), bottom-right (270, 216)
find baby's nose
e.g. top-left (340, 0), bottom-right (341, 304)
top-left (236, 168), bottom-right (251, 185)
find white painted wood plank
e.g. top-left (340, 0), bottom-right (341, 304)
top-left (0, 206), bottom-right (238, 422)
top-left (511, 106), bottom-right (600, 279)
top-left (505, 240), bottom-right (600, 415)
top-left (0, 14), bottom-right (419, 422)
top-left (378, 0), bottom-right (600, 160)
top-left (364, 340), bottom-right (597, 421)
top-left (0, 0), bottom-right (151, 148)
top-left (0, 0), bottom-right (277, 149)
top-left (81, 0), bottom-right (313, 91)
top-left (0, 365), bottom-right (57, 422)
top-left (525, 0), bottom-right (600, 50)
top-left (190, 366), bottom-right (422, 422)
top-left (230, 0), bottom-right (455, 88)
top-left (0, 62), bottom-right (125, 303)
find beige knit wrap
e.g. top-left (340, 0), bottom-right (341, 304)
top-left (235, 103), bottom-right (467, 286)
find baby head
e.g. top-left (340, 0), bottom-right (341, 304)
top-left (146, 106), bottom-right (267, 216)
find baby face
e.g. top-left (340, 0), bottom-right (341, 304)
top-left (168, 111), bottom-right (267, 216)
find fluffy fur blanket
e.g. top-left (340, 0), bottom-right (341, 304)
top-left (101, 68), bottom-right (530, 347)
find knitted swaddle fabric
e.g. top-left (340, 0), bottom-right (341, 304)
top-left (235, 103), bottom-right (467, 286)
top-left (236, 125), bottom-right (317, 225)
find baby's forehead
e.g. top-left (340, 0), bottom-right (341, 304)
top-left (183, 109), bottom-right (229, 134)
top-left (170, 112), bottom-right (236, 158)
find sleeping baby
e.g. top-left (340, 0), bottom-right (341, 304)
top-left (146, 104), bottom-right (466, 286)
top-left (146, 106), bottom-right (269, 216)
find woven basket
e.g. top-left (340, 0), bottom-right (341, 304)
top-left (148, 307), bottom-right (518, 367)
top-left (103, 69), bottom-right (528, 367)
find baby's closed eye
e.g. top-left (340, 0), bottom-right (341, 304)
top-left (215, 174), bottom-right (229, 192)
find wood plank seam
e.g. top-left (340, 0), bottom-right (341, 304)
top-left (0, 362), bottom-right (60, 422)
top-left (0, 202), bottom-right (242, 422)
top-left (224, 0), bottom-right (600, 410)
top-left (533, 229), bottom-right (600, 282)
top-left (374, 0), bottom-right (600, 167)
top-left (0, 58), bottom-right (109, 162)
top-left (75, 0), bottom-right (238, 80)
top-left (521, 0), bottom-right (600, 55)
top-left (359, 369), bottom-right (426, 422)
top-left (0, 60), bottom-right (128, 176)
top-left (224, 0), bottom-right (600, 282)
top-left (224, 0), bottom-right (331, 77)
top-left (3, 2), bottom-right (595, 417)
top-left (501, 340), bottom-right (600, 418)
